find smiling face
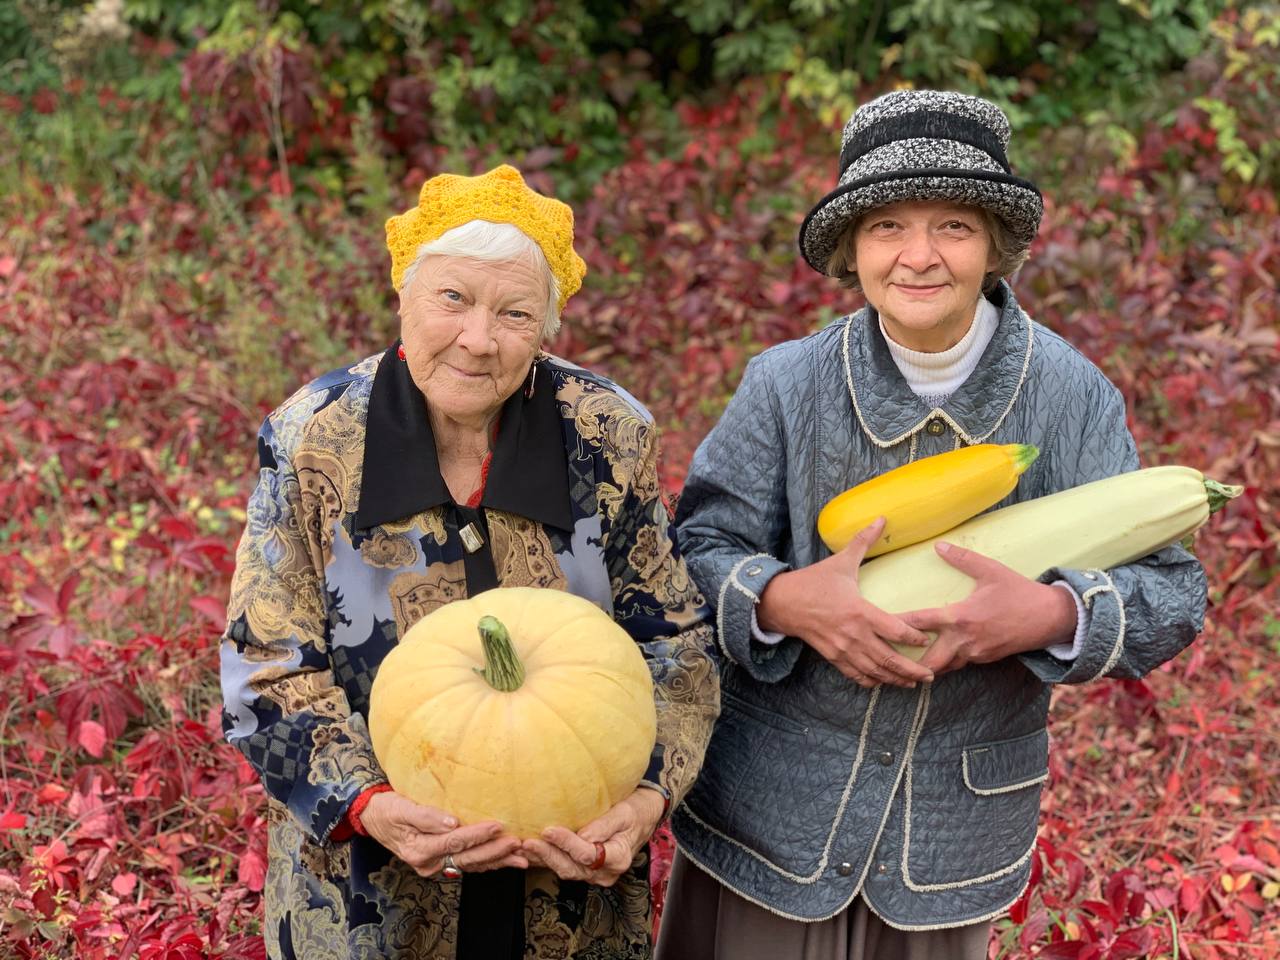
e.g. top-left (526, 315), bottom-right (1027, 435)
top-left (398, 253), bottom-right (548, 430)
top-left (852, 200), bottom-right (998, 352)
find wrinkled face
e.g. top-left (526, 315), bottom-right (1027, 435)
top-left (398, 254), bottom-right (548, 427)
top-left (853, 200), bottom-right (997, 352)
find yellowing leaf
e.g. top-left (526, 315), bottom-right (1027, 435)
top-left (1262, 882), bottom-right (1280, 901)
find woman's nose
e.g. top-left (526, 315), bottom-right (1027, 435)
top-left (456, 307), bottom-right (498, 353)
top-left (897, 227), bottom-right (940, 272)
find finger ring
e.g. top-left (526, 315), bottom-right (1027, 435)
top-left (441, 854), bottom-right (462, 881)
top-left (589, 841), bottom-right (607, 871)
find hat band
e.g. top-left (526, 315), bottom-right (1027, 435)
top-left (840, 111), bottom-right (1010, 176)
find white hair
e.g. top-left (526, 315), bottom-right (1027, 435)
top-left (399, 220), bottom-right (562, 338)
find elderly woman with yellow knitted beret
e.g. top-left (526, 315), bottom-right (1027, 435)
top-left (218, 165), bottom-right (720, 960)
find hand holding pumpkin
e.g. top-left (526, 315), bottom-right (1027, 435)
top-left (360, 790), bottom-right (527, 877)
top-left (523, 786), bottom-right (666, 887)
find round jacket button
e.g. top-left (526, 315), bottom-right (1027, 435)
top-left (876, 862), bottom-right (888, 875)
top-left (926, 418), bottom-right (945, 436)
top-left (878, 751), bottom-right (893, 766)
top-left (837, 862), bottom-right (854, 877)
top-left (745, 565), bottom-right (762, 577)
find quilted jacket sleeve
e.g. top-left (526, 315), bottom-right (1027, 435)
top-left (1019, 377), bottom-right (1207, 685)
top-left (605, 419), bottom-right (720, 810)
top-left (220, 413), bottom-right (387, 843)
top-left (675, 352), bottom-right (803, 684)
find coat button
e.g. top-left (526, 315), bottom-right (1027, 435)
top-left (876, 862), bottom-right (888, 875)
top-left (745, 564), bottom-right (762, 577)
top-left (837, 862), bottom-right (854, 877)
top-left (926, 418), bottom-right (945, 436)
top-left (878, 751), bottom-right (893, 766)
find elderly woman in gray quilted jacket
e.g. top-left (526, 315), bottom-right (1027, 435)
top-left (655, 90), bottom-right (1207, 959)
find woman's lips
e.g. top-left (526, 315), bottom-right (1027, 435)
top-left (444, 363), bottom-right (489, 379)
top-left (893, 282), bottom-right (947, 297)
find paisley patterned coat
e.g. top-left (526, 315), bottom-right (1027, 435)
top-left (219, 345), bottom-right (720, 960)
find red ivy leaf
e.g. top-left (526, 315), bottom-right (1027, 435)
top-left (1110, 928), bottom-right (1154, 959)
top-left (237, 846), bottom-right (267, 893)
top-left (77, 719), bottom-right (107, 758)
top-left (111, 872), bottom-right (138, 897)
top-left (190, 595), bottom-right (228, 632)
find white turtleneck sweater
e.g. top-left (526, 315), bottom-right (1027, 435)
top-left (751, 296), bottom-right (1086, 661)
top-left (880, 296), bottom-right (1000, 407)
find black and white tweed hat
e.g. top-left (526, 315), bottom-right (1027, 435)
top-left (798, 90), bottom-right (1044, 275)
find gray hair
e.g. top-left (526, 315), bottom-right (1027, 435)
top-left (399, 220), bottom-right (562, 338)
top-left (824, 206), bottom-right (1029, 294)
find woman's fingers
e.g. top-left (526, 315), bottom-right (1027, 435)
top-left (522, 837), bottom-right (585, 880)
top-left (400, 800), bottom-right (461, 834)
top-left (452, 834), bottom-right (527, 873)
top-left (838, 516), bottom-right (886, 568)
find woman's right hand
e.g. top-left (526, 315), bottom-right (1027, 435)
top-left (360, 791), bottom-right (527, 876)
top-left (756, 518), bottom-right (935, 689)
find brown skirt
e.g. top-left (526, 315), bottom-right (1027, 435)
top-left (654, 851), bottom-right (991, 960)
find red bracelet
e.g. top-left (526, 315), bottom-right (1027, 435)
top-left (350, 783), bottom-right (395, 836)
top-left (332, 783), bottom-right (394, 841)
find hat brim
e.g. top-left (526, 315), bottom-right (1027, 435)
top-left (798, 169), bottom-right (1043, 274)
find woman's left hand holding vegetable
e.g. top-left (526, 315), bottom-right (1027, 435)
top-left (898, 541), bottom-right (1078, 675)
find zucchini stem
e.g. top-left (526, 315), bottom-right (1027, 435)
top-left (1204, 479), bottom-right (1244, 514)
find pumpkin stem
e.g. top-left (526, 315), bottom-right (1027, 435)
top-left (475, 615), bottom-right (526, 692)
top-left (1203, 478), bottom-right (1243, 514)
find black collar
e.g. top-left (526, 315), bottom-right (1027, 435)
top-left (354, 344), bottom-right (574, 532)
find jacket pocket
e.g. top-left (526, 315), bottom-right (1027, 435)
top-left (962, 729), bottom-right (1051, 795)
top-left (902, 728), bottom-right (1048, 890)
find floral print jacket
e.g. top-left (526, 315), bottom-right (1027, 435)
top-left (219, 345), bottom-right (719, 960)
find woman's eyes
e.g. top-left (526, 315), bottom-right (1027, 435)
top-left (436, 288), bottom-right (535, 321)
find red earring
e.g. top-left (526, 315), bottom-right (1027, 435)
top-left (397, 343), bottom-right (406, 361)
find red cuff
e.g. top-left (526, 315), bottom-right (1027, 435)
top-left (330, 784), bottom-right (394, 842)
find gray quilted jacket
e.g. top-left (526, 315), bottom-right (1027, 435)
top-left (671, 282), bottom-right (1206, 929)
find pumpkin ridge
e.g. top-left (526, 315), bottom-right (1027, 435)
top-left (507, 695), bottom-right (579, 835)
top-left (511, 609), bottom-right (605, 665)
top-left (532, 671), bottom-right (652, 726)
top-left (385, 682), bottom-right (486, 805)
top-left (374, 663), bottom-right (475, 760)
top-left (522, 684), bottom-right (614, 813)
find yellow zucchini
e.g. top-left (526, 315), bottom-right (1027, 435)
top-left (854, 465), bottom-right (1241, 660)
top-left (818, 443), bottom-right (1040, 557)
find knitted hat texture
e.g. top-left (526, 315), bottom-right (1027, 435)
top-left (385, 165), bottom-right (587, 311)
top-left (798, 90), bottom-right (1044, 275)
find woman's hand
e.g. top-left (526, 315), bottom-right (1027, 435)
top-left (521, 787), bottom-right (666, 888)
top-left (360, 791), bottom-right (527, 877)
top-left (898, 541), bottom-right (1078, 676)
top-left (757, 518), bottom-right (934, 689)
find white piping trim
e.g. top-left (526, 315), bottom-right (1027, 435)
top-left (715, 553), bottom-right (772, 660)
top-left (961, 752), bottom-right (1049, 796)
top-left (866, 873), bottom-right (1034, 932)
top-left (1081, 568), bottom-right (1127, 681)
top-left (908, 431), bottom-right (919, 462)
top-left (901, 687), bottom-right (1038, 893)
top-left (842, 310), bottom-right (1035, 449)
top-left (671, 838), bottom-right (1033, 929)
top-left (679, 687), bottom-right (883, 884)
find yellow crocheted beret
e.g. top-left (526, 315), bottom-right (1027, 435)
top-left (385, 164), bottom-right (587, 312)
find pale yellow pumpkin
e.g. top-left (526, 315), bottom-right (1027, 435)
top-left (368, 587), bottom-right (657, 839)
